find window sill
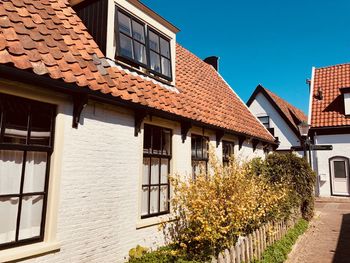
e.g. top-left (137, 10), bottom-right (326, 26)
top-left (136, 214), bottom-right (176, 229)
top-left (0, 241), bottom-right (60, 262)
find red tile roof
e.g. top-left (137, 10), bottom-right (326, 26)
top-left (247, 85), bottom-right (307, 135)
top-left (311, 64), bottom-right (350, 128)
top-left (0, 0), bottom-right (275, 143)
top-left (263, 87), bottom-right (308, 130)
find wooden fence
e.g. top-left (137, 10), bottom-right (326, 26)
top-left (213, 216), bottom-right (299, 263)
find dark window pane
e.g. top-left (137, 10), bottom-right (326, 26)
top-left (132, 20), bottom-right (145, 43)
top-left (0, 197), bottom-right (19, 244)
top-left (258, 116), bottom-right (269, 128)
top-left (143, 125), bottom-right (152, 152)
top-left (119, 33), bottom-right (133, 59)
top-left (152, 127), bottom-right (161, 154)
top-left (160, 37), bottom-right (170, 58)
top-left (203, 138), bottom-right (208, 159)
top-left (161, 57), bottom-right (171, 78)
top-left (3, 101), bottom-right (29, 144)
top-left (149, 31), bottom-right (159, 52)
top-left (0, 150), bottom-right (24, 195)
top-left (134, 42), bottom-right (147, 64)
top-left (191, 137), bottom-right (196, 158)
top-left (196, 137), bottom-right (202, 159)
top-left (334, 161), bottom-right (347, 178)
top-left (223, 141), bottom-right (234, 160)
top-left (30, 107), bottom-right (52, 146)
top-left (150, 51), bottom-right (161, 73)
top-left (18, 195), bottom-right (43, 240)
top-left (23, 152), bottom-right (47, 193)
top-left (118, 11), bottom-right (131, 36)
top-left (162, 129), bottom-right (171, 155)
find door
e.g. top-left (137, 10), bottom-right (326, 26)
top-left (330, 157), bottom-right (350, 196)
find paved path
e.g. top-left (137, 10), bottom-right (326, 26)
top-left (287, 198), bottom-right (350, 263)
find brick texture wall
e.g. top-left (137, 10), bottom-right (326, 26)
top-left (22, 101), bottom-right (265, 263)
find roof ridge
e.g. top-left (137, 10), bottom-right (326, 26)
top-left (262, 86), bottom-right (307, 117)
top-left (315, 62), bottom-right (350, 70)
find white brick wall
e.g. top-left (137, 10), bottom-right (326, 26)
top-left (19, 100), bottom-right (265, 263)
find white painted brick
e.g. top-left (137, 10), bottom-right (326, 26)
top-left (20, 102), bottom-right (263, 263)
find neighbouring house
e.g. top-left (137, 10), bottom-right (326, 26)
top-left (247, 84), bottom-right (308, 154)
top-left (0, 0), bottom-right (276, 262)
top-left (309, 64), bottom-right (350, 197)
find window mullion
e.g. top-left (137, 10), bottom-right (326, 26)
top-left (148, 156), bottom-right (151, 215)
top-left (15, 150), bottom-right (27, 242)
top-left (158, 157), bottom-right (161, 213)
top-left (39, 152), bottom-right (51, 238)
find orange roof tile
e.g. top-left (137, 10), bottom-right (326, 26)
top-left (311, 63), bottom-right (350, 128)
top-left (0, 0), bottom-right (274, 143)
top-left (247, 85), bottom-right (307, 135)
top-left (263, 87), bottom-right (307, 130)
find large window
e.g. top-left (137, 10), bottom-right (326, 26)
top-left (191, 135), bottom-right (208, 177)
top-left (222, 141), bottom-right (234, 166)
top-left (0, 93), bottom-right (55, 249)
top-left (142, 124), bottom-right (171, 218)
top-left (115, 8), bottom-right (172, 81)
top-left (258, 116), bottom-right (270, 128)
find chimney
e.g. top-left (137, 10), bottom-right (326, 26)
top-left (204, 56), bottom-right (219, 71)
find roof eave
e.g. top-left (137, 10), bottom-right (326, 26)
top-left (0, 65), bottom-right (275, 145)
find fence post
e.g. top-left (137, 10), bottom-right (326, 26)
top-left (235, 241), bottom-right (241, 263)
top-left (224, 249), bottom-right (230, 263)
top-left (245, 236), bottom-right (250, 262)
top-left (230, 246), bottom-right (236, 263)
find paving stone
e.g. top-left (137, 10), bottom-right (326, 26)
top-left (287, 198), bottom-right (350, 263)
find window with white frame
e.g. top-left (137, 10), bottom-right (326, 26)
top-left (0, 93), bottom-right (55, 250)
top-left (142, 124), bottom-right (171, 218)
top-left (115, 8), bottom-right (172, 81)
top-left (191, 135), bottom-right (208, 177)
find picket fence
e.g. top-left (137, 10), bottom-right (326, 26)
top-left (213, 215), bottom-right (299, 263)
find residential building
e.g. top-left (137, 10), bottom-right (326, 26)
top-left (0, 0), bottom-right (275, 262)
top-left (247, 85), bottom-right (307, 154)
top-left (309, 64), bottom-right (350, 197)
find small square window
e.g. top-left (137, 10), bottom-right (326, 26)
top-left (258, 116), bottom-right (270, 128)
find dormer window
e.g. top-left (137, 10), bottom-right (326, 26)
top-left (115, 8), bottom-right (172, 81)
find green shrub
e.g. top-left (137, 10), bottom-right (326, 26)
top-left (249, 153), bottom-right (316, 220)
top-left (256, 219), bottom-right (309, 263)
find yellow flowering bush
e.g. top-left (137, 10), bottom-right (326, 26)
top-left (164, 149), bottom-right (291, 260)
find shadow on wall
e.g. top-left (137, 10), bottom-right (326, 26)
top-left (332, 213), bottom-right (350, 262)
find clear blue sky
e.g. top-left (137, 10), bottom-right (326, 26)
top-left (142, 0), bottom-right (350, 114)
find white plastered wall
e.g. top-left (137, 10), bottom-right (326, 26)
top-left (249, 93), bottom-right (300, 150)
top-left (313, 134), bottom-right (350, 197)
